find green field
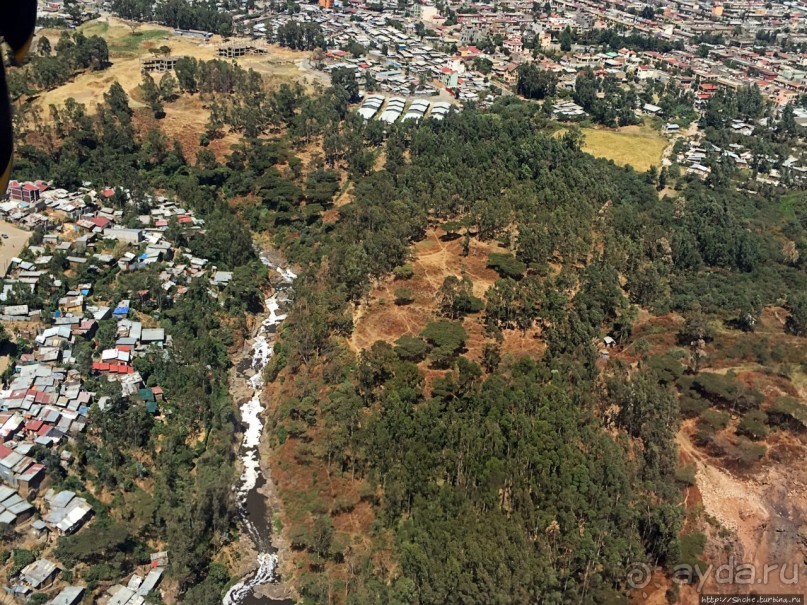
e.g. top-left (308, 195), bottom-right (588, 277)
top-left (78, 19), bottom-right (169, 57)
top-left (580, 123), bottom-right (668, 172)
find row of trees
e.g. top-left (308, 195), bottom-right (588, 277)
top-left (9, 31), bottom-right (109, 94)
top-left (275, 21), bottom-right (326, 50)
top-left (111, 0), bottom-right (234, 35)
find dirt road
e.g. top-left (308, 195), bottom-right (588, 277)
top-left (0, 221), bottom-right (31, 277)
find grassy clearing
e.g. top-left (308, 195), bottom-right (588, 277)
top-left (778, 190), bottom-right (804, 220)
top-left (79, 20), bottom-right (110, 36)
top-left (109, 29), bottom-right (170, 56)
top-left (76, 19), bottom-right (169, 57)
top-left (580, 123), bottom-right (667, 172)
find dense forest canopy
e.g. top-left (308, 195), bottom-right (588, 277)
top-left (111, 0), bottom-right (235, 35)
top-left (241, 96), bottom-right (807, 602)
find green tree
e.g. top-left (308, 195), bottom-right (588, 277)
top-left (139, 72), bottom-right (164, 118)
top-left (331, 67), bottom-right (359, 103)
top-left (516, 64), bottom-right (558, 100)
top-left (560, 26), bottom-right (573, 51)
top-left (786, 293), bottom-right (807, 336)
top-left (160, 71), bottom-right (179, 101)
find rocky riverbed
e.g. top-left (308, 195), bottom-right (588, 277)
top-left (223, 253), bottom-right (297, 605)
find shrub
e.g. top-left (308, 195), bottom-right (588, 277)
top-left (679, 394), bottom-right (709, 417)
top-left (393, 264), bottom-right (414, 280)
top-left (678, 532), bottom-right (706, 569)
top-left (698, 408), bottom-right (730, 432)
top-left (786, 292), bottom-right (807, 336)
top-left (734, 437), bottom-right (766, 466)
top-left (421, 321), bottom-right (467, 353)
top-left (10, 549), bottom-right (35, 575)
top-left (767, 396), bottom-right (807, 432)
top-left (487, 253), bottom-right (527, 279)
top-left (737, 409), bottom-right (768, 440)
top-left (393, 287), bottom-right (415, 305)
top-left (647, 353), bottom-right (684, 384)
top-left (674, 464), bottom-right (696, 486)
top-left (421, 321), bottom-right (467, 367)
top-left (692, 372), bottom-right (763, 413)
top-left (677, 312), bottom-right (715, 346)
top-left (394, 335), bottom-right (428, 362)
top-left (694, 408), bottom-right (729, 451)
top-left (83, 563), bottom-right (119, 582)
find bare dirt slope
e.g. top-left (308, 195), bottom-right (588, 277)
top-left (621, 307), bottom-right (807, 603)
top-left (349, 228), bottom-right (546, 367)
top-left (677, 428), bottom-right (807, 600)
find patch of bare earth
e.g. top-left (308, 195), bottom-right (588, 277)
top-left (617, 307), bottom-right (807, 602)
top-left (349, 229), bottom-right (546, 371)
top-left (676, 426), bottom-right (807, 601)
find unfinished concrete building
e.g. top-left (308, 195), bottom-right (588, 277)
top-left (141, 56), bottom-right (180, 73)
top-left (216, 40), bottom-right (269, 58)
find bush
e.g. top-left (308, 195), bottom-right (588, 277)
top-left (10, 549), bottom-right (34, 575)
top-left (393, 264), bottom-right (414, 280)
top-left (421, 321), bottom-right (467, 368)
top-left (646, 354), bottom-right (684, 384)
top-left (677, 312), bottom-right (714, 345)
top-left (678, 532), bottom-right (706, 569)
top-left (487, 253), bottom-right (527, 279)
top-left (698, 408), bottom-right (730, 432)
top-left (84, 563), bottom-right (120, 582)
top-left (679, 394), bottom-right (709, 417)
top-left (393, 287), bottom-right (415, 305)
top-left (786, 292), bottom-right (807, 336)
top-left (767, 396), bottom-right (807, 432)
top-left (734, 437), bottom-right (766, 466)
top-left (674, 464), bottom-right (696, 486)
top-left (694, 408), bottom-right (729, 451)
top-left (692, 372), bottom-right (763, 413)
top-left (421, 321), bottom-right (467, 351)
top-left (394, 335), bottom-right (428, 362)
top-left (737, 409), bottom-right (768, 440)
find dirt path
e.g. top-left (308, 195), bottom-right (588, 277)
top-left (661, 122), bottom-right (699, 168)
top-left (0, 221), bottom-right (32, 277)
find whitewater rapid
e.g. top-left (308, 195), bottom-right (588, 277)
top-left (223, 260), bottom-right (296, 605)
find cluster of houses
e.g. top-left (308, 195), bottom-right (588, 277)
top-left (103, 565), bottom-right (166, 605)
top-left (0, 177), bottom-right (251, 602)
top-left (216, 0), bottom-right (807, 129)
top-left (274, 7), bottom-right (495, 102)
top-left (678, 137), bottom-right (807, 184)
top-left (10, 553), bottom-right (165, 604)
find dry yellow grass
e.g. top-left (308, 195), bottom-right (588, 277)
top-left (35, 17), bottom-right (213, 111)
top-left (580, 123), bottom-right (667, 172)
top-left (32, 16), bottom-right (323, 114)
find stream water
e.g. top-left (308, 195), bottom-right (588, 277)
top-left (222, 257), bottom-right (296, 605)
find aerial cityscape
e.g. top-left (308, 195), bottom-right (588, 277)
top-left (0, 0), bottom-right (807, 603)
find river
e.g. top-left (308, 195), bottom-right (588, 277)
top-left (222, 255), bottom-right (296, 605)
